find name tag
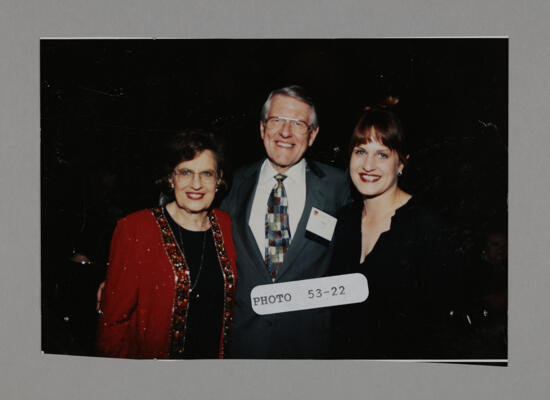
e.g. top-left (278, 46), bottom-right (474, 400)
top-left (250, 273), bottom-right (369, 315)
top-left (305, 207), bottom-right (337, 241)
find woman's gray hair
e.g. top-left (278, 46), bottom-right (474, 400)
top-left (260, 85), bottom-right (319, 129)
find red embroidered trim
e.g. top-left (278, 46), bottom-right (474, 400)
top-left (209, 210), bottom-right (235, 358)
top-left (152, 207), bottom-right (191, 358)
top-left (152, 207), bottom-right (235, 359)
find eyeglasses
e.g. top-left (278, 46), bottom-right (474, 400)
top-left (173, 168), bottom-right (218, 185)
top-left (264, 116), bottom-right (311, 135)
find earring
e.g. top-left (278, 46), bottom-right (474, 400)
top-left (397, 170), bottom-right (403, 176)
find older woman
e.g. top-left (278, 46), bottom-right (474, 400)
top-left (329, 100), bottom-right (460, 359)
top-left (97, 129), bottom-right (236, 359)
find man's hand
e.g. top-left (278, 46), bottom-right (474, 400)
top-left (96, 281), bottom-right (106, 312)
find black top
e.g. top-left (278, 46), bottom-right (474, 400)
top-left (329, 196), bottom-right (462, 359)
top-left (164, 207), bottom-right (224, 358)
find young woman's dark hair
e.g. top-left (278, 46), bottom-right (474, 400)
top-left (348, 96), bottom-right (409, 167)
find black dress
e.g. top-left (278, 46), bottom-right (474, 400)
top-left (329, 196), bottom-right (461, 359)
top-left (164, 207), bottom-right (224, 358)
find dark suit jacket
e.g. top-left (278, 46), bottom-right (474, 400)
top-left (220, 159), bottom-right (351, 358)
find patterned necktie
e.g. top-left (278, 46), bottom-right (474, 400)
top-left (265, 173), bottom-right (291, 281)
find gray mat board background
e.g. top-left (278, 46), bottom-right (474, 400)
top-left (1, 0), bottom-right (549, 399)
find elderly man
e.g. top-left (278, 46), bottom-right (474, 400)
top-left (221, 85), bottom-right (351, 358)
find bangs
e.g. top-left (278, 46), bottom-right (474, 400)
top-left (348, 109), bottom-right (408, 166)
top-left (355, 126), bottom-right (395, 149)
top-left (352, 124), bottom-right (400, 153)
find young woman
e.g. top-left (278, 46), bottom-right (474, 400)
top-left (330, 100), bottom-right (460, 359)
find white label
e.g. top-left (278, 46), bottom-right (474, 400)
top-left (250, 273), bottom-right (369, 315)
top-left (305, 207), bottom-right (337, 241)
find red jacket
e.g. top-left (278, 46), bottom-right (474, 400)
top-left (97, 207), bottom-right (237, 359)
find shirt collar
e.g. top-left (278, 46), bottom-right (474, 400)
top-left (259, 158), bottom-right (306, 185)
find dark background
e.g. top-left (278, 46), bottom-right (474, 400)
top-left (40, 39), bottom-right (507, 357)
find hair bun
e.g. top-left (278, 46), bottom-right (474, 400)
top-left (364, 95), bottom-right (400, 111)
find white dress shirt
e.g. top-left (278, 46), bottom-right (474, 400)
top-left (249, 158), bottom-right (307, 257)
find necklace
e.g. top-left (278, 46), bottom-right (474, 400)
top-left (177, 226), bottom-right (208, 296)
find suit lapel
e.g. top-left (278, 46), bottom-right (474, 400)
top-left (276, 165), bottom-right (324, 280)
top-left (234, 163), bottom-right (272, 280)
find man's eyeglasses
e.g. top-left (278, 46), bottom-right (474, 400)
top-left (264, 116), bottom-right (311, 135)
